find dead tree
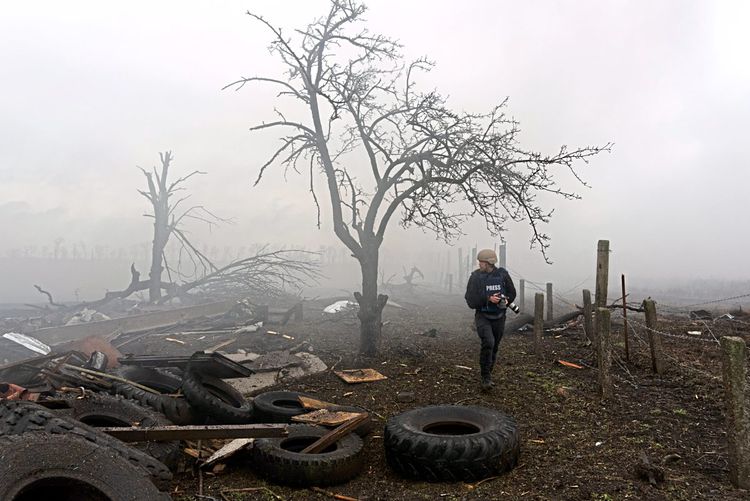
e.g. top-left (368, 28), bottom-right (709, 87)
top-left (138, 151), bottom-right (223, 302)
top-left (228, 0), bottom-right (610, 355)
top-left (402, 266), bottom-right (424, 286)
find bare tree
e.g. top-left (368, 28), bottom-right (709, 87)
top-left (138, 151), bottom-right (224, 302)
top-left (227, 0), bottom-right (610, 355)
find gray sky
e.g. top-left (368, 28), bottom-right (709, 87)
top-left (1, 0), bottom-right (749, 301)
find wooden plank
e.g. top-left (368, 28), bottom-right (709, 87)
top-left (100, 423), bottom-right (287, 442)
top-left (292, 409), bottom-right (364, 426)
top-left (34, 299), bottom-right (237, 346)
top-left (300, 414), bottom-right (368, 454)
top-left (298, 395), bottom-right (338, 410)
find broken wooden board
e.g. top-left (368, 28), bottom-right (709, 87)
top-left (298, 395), bottom-right (338, 410)
top-left (203, 438), bottom-right (254, 467)
top-left (334, 368), bottom-right (387, 384)
top-left (300, 414), bottom-right (369, 454)
top-left (291, 408), bottom-right (364, 427)
top-left (101, 423), bottom-right (287, 442)
top-left (33, 299), bottom-right (237, 346)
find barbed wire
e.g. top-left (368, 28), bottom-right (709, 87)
top-left (610, 309), bottom-right (720, 345)
top-left (626, 323), bottom-right (722, 381)
top-left (656, 292), bottom-right (750, 312)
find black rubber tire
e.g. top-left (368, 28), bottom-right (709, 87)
top-left (252, 424), bottom-right (364, 486)
top-left (109, 382), bottom-right (198, 425)
top-left (251, 390), bottom-right (314, 423)
top-left (252, 391), bottom-right (375, 436)
top-left (57, 393), bottom-right (181, 470)
top-left (384, 405), bottom-right (520, 482)
top-left (182, 367), bottom-right (253, 424)
top-left (0, 400), bottom-right (172, 491)
top-left (253, 390), bottom-right (375, 437)
top-left (0, 433), bottom-right (171, 501)
top-left (112, 366), bottom-right (183, 394)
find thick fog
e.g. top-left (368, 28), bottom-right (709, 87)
top-left (1, 0), bottom-right (749, 303)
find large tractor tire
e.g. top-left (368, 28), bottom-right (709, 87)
top-left (0, 400), bottom-right (172, 491)
top-left (0, 433), bottom-right (171, 501)
top-left (384, 405), bottom-right (519, 482)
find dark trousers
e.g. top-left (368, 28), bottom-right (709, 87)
top-left (475, 313), bottom-right (506, 376)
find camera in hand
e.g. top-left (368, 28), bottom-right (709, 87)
top-left (498, 294), bottom-right (521, 314)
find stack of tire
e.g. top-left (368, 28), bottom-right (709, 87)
top-left (0, 399), bottom-right (172, 500)
top-left (102, 364), bottom-right (368, 487)
top-left (59, 358), bottom-right (374, 488)
top-left (106, 359), bottom-right (253, 426)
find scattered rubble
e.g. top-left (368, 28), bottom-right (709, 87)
top-left (0, 296), bottom-right (372, 498)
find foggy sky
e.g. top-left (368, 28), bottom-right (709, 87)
top-left (1, 1), bottom-right (749, 302)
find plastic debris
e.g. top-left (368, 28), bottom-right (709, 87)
top-left (1, 332), bottom-right (51, 355)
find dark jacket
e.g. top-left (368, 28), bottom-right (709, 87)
top-left (464, 266), bottom-right (516, 314)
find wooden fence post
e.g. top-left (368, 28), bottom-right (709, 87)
top-left (534, 293), bottom-right (544, 356)
top-left (498, 243), bottom-right (507, 269)
top-left (621, 274), bottom-right (630, 361)
top-left (721, 336), bottom-right (750, 488)
top-left (597, 307), bottom-right (613, 399)
top-left (583, 289), bottom-right (595, 346)
top-left (595, 240), bottom-right (610, 308)
top-left (594, 240), bottom-right (609, 344)
top-left (643, 299), bottom-right (664, 374)
top-left (546, 282), bottom-right (554, 321)
top-left (519, 279), bottom-right (525, 313)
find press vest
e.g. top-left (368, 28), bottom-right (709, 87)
top-left (480, 271), bottom-right (507, 316)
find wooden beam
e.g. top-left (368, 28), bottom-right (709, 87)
top-left (101, 423), bottom-right (287, 442)
top-left (300, 414), bottom-right (368, 454)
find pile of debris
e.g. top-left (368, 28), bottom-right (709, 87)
top-left (0, 297), bottom-right (377, 499)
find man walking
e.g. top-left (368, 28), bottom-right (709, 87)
top-left (464, 249), bottom-right (516, 391)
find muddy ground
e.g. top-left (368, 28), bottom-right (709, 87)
top-left (127, 294), bottom-right (749, 501)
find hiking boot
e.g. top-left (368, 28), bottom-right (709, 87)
top-left (480, 375), bottom-right (493, 392)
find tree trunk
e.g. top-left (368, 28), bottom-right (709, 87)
top-left (148, 209), bottom-right (168, 302)
top-left (354, 243), bottom-right (388, 356)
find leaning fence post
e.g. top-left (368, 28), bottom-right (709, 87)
top-left (583, 289), bottom-right (595, 346)
top-left (721, 336), bottom-right (750, 488)
top-left (597, 307), bottom-right (613, 399)
top-left (533, 293), bottom-right (544, 356)
top-left (546, 282), bottom-right (554, 321)
top-left (643, 299), bottom-right (664, 374)
top-left (519, 279), bottom-right (525, 313)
